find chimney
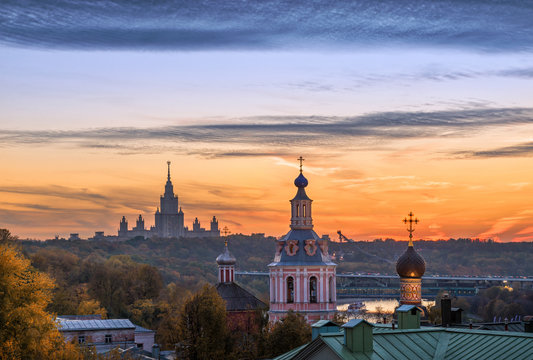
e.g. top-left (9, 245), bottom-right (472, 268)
top-left (441, 293), bottom-right (452, 327)
top-left (152, 344), bottom-right (160, 359)
top-left (341, 319), bottom-right (373, 354)
top-left (396, 305), bottom-right (421, 330)
top-left (524, 316), bottom-right (533, 333)
top-left (311, 320), bottom-right (340, 340)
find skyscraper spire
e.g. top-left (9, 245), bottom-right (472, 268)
top-left (167, 160), bottom-right (171, 181)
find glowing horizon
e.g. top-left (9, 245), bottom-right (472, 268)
top-left (1, 1), bottom-right (533, 242)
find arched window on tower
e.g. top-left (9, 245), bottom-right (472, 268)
top-left (329, 276), bottom-right (334, 303)
top-left (296, 204), bottom-right (300, 217)
top-left (287, 277), bottom-right (294, 303)
top-left (303, 204), bottom-right (306, 217)
top-left (309, 276), bottom-right (317, 303)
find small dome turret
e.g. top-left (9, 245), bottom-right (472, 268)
top-left (216, 242), bottom-right (236, 266)
top-left (396, 245), bottom-right (425, 278)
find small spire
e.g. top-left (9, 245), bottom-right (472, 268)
top-left (167, 161), bottom-right (171, 181)
top-left (403, 211), bottom-right (419, 247)
top-left (297, 156), bottom-right (305, 173)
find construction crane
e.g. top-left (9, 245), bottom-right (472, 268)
top-left (337, 230), bottom-right (394, 264)
top-left (337, 230), bottom-right (355, 243)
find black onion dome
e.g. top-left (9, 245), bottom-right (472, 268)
top-left (294, 173), bottom-right (308, 188)
top-left (216, 245), bottom-right (236, 265)
top-left (396, 246), bottom-right (426, 278)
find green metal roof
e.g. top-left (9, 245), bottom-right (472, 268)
top-left (274, 327), bottom-right (533, 360)
top-left (312, 320), bottom-right (339, 328)
top-left (274, 344), bottom-right (308, 360)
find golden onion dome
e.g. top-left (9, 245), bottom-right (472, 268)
top-left (396, 245), bottom-right (426, 278)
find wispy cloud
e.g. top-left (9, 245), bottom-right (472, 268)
top-left (1, 1), bottom-right (533, 51)
top-left (0, 185), bottom-right (110, 203)
top-left (458, 141), bottom-right (533, 158)
top-left (2, 108), bottom-right (532, 157)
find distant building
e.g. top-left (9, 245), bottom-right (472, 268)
top-left (114, 161), bottom-right (220, 240)
top-left (57, 317), bottom-right (154, 353)
top-left (268, 161), bottom-right (337, 323)
top-left (215, 239), bottom-right (266, 332)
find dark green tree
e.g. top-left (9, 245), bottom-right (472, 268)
top-left (265, 310), bottom-right (311, 357)
top-left (177, 284), bottom-right (228, 360)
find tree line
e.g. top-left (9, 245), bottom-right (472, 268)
top-left (1, 229), bottom-right (312, 359)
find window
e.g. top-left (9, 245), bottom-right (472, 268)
top-left (296, 204), bottom-right (300, 217)
top-left (310, 276), bottom-right (317, 303)
top-left (329, 276), bottom-right (334, 303)
top-left (137, 344), bottom-right (143, 348)
top-left (287, 277), bottom-right (294, 303)
top-left (78, 335), bottom-right (85, 344)
top-left (105, 334), bottom-right (112, 344)
top-left (303, 204), bottom-right (306, 217)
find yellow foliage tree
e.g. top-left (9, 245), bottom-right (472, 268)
top-left (0, 235), bottom-right (80, 359)
top-left (77, 299), bottom-right (108, 319)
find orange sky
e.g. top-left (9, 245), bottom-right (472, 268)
top-left (3, 120), bottom-right (533, 242)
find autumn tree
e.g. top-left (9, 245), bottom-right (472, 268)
top-left (265, 310), bottom-right (311, 357)
top-left (177, 284), bottom-right (228, 360)
top-left (0, 233), bottom-right (80, 359)
top-left (156, 282), bottom-right (192, 349)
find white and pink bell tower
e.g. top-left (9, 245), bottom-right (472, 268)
top-left (268, 157), bottom-right (337, 323)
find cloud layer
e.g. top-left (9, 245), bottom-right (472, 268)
top-left (2, 107), bottom-right (532, 157)
top-left (2, 1), bottom-right (533, 51)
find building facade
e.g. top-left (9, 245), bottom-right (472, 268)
top-left (57, 317), bottom-right (154, 353)
top-left (113, 161), bottom-right (220, 240)
top-left (268, 165), bottom-right (337, 323)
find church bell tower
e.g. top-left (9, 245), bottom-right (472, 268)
top-left (268, 157), bottom-right (337, 323)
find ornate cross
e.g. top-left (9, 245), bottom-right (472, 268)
top-left (222, 225), bottom-right (230, 238)
top-left (403, 211), bottom-right (419, 246)
top-left (297, 156), bottom-right (305, 173)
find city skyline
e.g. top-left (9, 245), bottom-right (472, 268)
top-left (2, 1), bottom-right (533, 241)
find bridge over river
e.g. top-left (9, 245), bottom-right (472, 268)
top-left (235, 271), bottom-right (533, 299)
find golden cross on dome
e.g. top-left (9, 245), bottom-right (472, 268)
top-left (403, 211), bottom-right (419, 247)
top-left (222, 226), bottom-right (230, 242)
top-left (297, 156), bottom-right (305, 173)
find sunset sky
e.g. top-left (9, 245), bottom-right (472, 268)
top-left (2, 1), bottom-right (533, 241)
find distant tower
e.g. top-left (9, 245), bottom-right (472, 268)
top-left (154, 161), bottom-right (185, 238)
top-left (211, 216), bottom-right (219, 233)
top-left (216, 239), bottom-right (236, 283)
top-left (193, 217), bottom-right (201, 232)
top-left (268, 157), bottom-right (337, 323)
top-left (134, 214), bottom-right (145, 231)
top-left (396, 212), bottom-right (426, 305)
top-left (118, 216), bottom-right (128, 237)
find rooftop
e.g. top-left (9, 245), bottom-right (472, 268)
top-left (275, 326), bottom-right (533, 360)
top-left (57, 318), bottom-right (135, 331)
top-left (215, 282), bottom-right (267, 311)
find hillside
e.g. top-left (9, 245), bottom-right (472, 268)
top-left (20, 235), bottom-right (533, 299)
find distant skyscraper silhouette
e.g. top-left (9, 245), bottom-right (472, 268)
top-left (115, 161), bottom-right (220, 240)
